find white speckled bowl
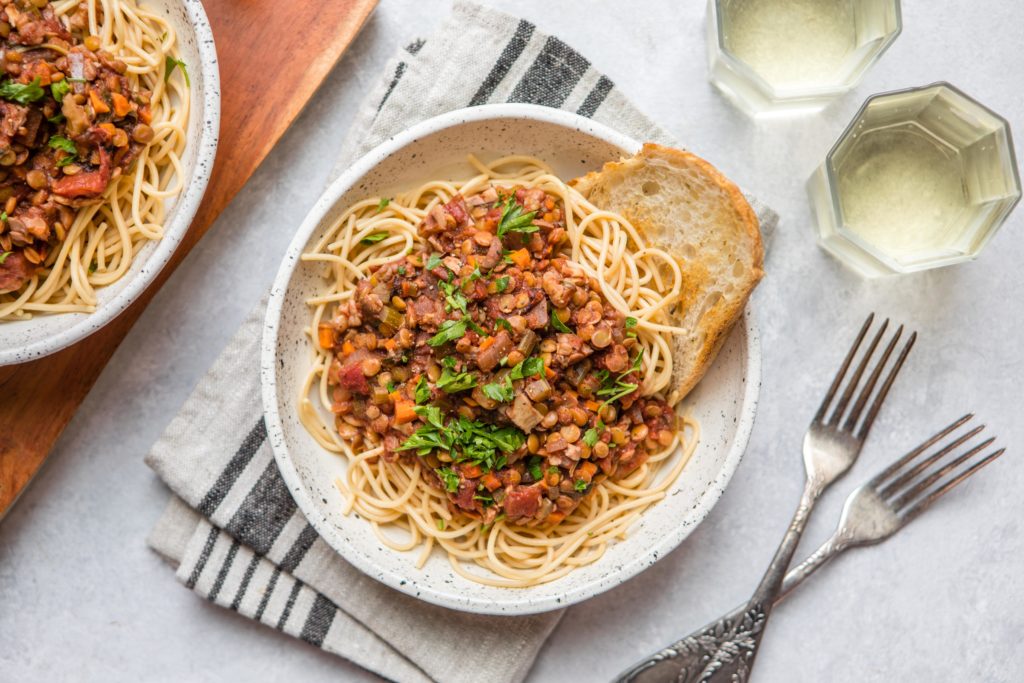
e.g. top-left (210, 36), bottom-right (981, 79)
top-left (0, 0), bottom-right (219, 366)
top-left (262, 104), bottom-right (760, 615)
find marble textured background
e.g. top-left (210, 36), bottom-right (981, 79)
top-left (2, 1), bottom-right (1023, 681)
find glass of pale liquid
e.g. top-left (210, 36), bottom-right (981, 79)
top-left (809, 83), bottom-right (1021, 277)
top-left (707, 0), bottom-right (902, 116)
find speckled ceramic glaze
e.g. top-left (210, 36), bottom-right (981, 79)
top-left (0, 0), bottom-right (220, 366)
top-left (262, 104), bottom-right (760, 615)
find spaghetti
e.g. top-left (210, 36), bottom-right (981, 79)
top-left (299, 155), bottom-right (699, 587)
top-left (0, 0), bottom-right (189, 319)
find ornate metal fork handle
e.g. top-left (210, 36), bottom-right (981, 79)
top-left (614, 480), bottom-right (824, 683)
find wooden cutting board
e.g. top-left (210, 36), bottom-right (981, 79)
top-left (0, 0), bottom-right (378, 518)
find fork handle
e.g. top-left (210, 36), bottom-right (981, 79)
top-left (750, 478), bottom-right (823, 605)
top-left (777, 532), bottom-right (849, 601)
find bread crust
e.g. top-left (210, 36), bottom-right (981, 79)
top-left (571, 143), bottom-right (764, 403)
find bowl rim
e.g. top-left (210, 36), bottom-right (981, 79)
top-left (261, 103), bottom-right (761, 614)
top-left (0, 0), bottom-right (221, 366)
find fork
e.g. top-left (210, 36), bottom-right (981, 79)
top-left (614, 314), bottom-right (916, 683)
top-left (616, 414), bottom-right (1004, 683)
top-left (775, 413), bottom-right (1005, 601)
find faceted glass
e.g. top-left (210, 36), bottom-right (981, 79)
top-left (707, 0), bottom-right (901, 116)
top-left (809, 83), bottom-right (1022, 277)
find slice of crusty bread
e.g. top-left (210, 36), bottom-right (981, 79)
top-left (571, 143), bottom-right (764, 405)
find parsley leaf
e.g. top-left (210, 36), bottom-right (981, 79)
top-left (436, 518), bottom-right (447, 531)
top-left (414, 377), bottom-right (430, 404)
top-left (582, 427), bottom-right (601, 447)
top-left (386, 381), bottom-right (398, 393)
top-left (527, 457), bottom-right (544, 482)
top-left (496, 196), bottom-right (538, 238)
top-left (436, 366), bottom-right (477, 393)
top-left (428, 318), bottom-right (467, 347)
top-left (165, 56), bottom-right (190, 86)
top-left (48, 135), bottom-right (77, 167)
top-left (508, 356), bottom-right (544, 380)
top-left (550, 308), bottom-right (572, 333)
top-left (50, 79), bottom-right (70, 103)
top-left (0, 211), bottom-right (7, 222)
top-left (360, 233), bottom-right (388, 245)
top-left (574, 480), bottom-right (588, 493)
top-left (482, 376), bottom-right (514, 403)
top-left (468, 267), bottom-right (483, 282)
top-left (625, 317), bottom-right (638, 328)
top-left (426, 253), bottom-right (443, 271)
top-left (376, 197), bottom-right (391, 213)
top-left (494, 276), bottom-right (510, 293)
top-left (0, 251), bottom-right (9, 265)
top-left (398, 411), bottom-right (525, 472)
top-left (494, 318), bottom-right (513, 333)
top-left (0, 77), bottom-right (45, 105)
top-left (439, 279), bottom-right (468, 314)
top-left (396, 266), bottom-right (406, 276)
top-left (436, 468), bottom-right (460, 493)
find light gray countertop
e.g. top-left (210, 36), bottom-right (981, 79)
top-left (2, 1), bottom-right (1023, 681)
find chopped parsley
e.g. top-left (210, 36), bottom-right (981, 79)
top-left (527, 457), bottom-right (544, 482)
top-left (50, 79), bottom-right (70, 103)
top-left (436, 365), bottom-right (477, 393)
top-left (0, 251), bottom-right (9, 265)
top-left (550, 308), bottom-right (573, 333)
top-left (596, 349), bottom-right (644, 404)
top-left (436, 518), bottom-right (447, 531)
top-left (376, 197), bottom-right (391, 213)
top-left (468, 267), bottom-right (483, 282)
top-left (508, 356), bottom-right (544, 380)
top-left (574, 480), bottom-right (588, 493)
top-left (496, 195), bottom-right (538, 238)
top-left (436, 467), bottom-right (460, 493)
top-left (48, 135), bottom-right (77, 167)
top-left (494, 318), bottom-right (513, 333)
top-left (427, 317), bottom-right (467, 347)
top-left (547, 466), bottom-right (560, 475)
top-left (396, 266), bottom-right (406, 276)
top-left (0, 77), bottom-right (45, 105)
top-left (582, 427), bottom-right (601, 447)
top-left (625, 316), bottom-right (638, 328)
top-left (439, 279), bottom-right (468, 314)
top-left (165, 56), bottom-right (190, 86)
top-left (425, 253), bottom-right (443, 271)
top-left (414, 376), bottom-right (430, 404)
top-left (359, 232), bottom-right (388, 245)
top-left (398, 407), bottom-right (525, 472)
top-left (386, 381), bottom-right (398, 393)
top-left (0, 211), bottom-right (6, 222)
top-left (494, 276), bottom-right (510, 293)
top-left (482, 376), bottom-right (514, 403)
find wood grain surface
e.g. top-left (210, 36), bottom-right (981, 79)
top-left (0, 0), bottom-right (378, 517)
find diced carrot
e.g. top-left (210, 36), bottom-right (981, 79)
top-left (341, 340), bottom-right (355, 355)
top-left (478, 336), bottom-right (495, 352)
top-left (393, 399), bottom-right (417, 424)
top-left (111, 92), bottom-right (131, 117)
top-left (585, 400), bottom-right (601, 412)
top-left (99, 122), bottom-right (116, 137)
top-left (544, 366), bottom-right (556, 380)
top-left (578, 461), bottom-right (598, 482)
top-left (466, 254), bottom-right (476, 267)
top-left (481, 472), bottom-right (501, 491)
top-left (461, 464), bottom-right (483, 479)
top-left (139, 104), bottom-right (152, 124)
top-left (317, 324), bottom-right (334, 349)
top-left (89, 89), bottom-right (110, 114)
top-left (546, 511), bottom-right (566, 525)
top-left (383, 338), bottom-right (397, 351)
top-left (509, 248), bottom-right (530, 268)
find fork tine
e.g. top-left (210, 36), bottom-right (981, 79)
top-left (814, 313), bottom-right (874, 423)
top-left (855, 331), bottom-right (917, 440)
top-left (876, 424), bottom-right (986, 498)
top-left (828, 319), bottom-right (888, 425)
top-left (843, 325), bottom-right (903, 432)
top-left (868, 414), bottom-right (974, 488)
top-left (890, 437), bottom-right (996, 510)
top-left (897, 447), bottom-right (1006, 523)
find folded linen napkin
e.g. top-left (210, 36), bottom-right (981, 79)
top-left (145, 3), bottom-right (779, 682)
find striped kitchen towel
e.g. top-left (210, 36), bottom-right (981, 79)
top-left (145, 2), bottom-right (779, 683)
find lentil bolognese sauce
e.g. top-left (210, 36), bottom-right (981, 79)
top-left (300, 155), bottom-right (700, 587)
top-left (0, 0), bottom-right (189, 319)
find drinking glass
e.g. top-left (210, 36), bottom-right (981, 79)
top-left (809, 83), bottom-right (1022, 277)
top-left (707, 0), bottom-right (902, 116)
